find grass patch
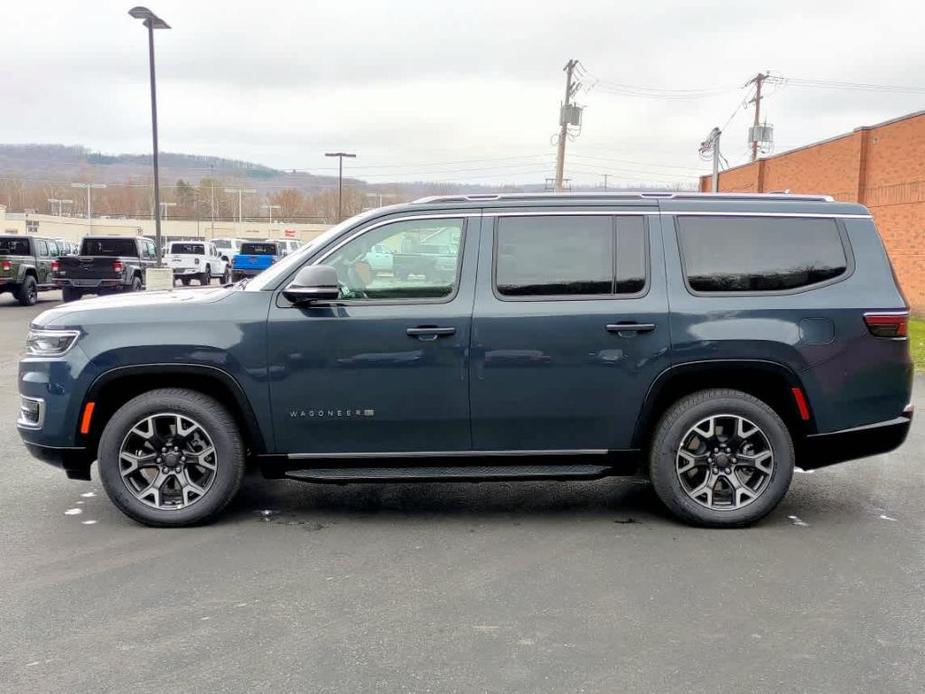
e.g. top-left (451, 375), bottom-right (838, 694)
top-left (910, 318), bottom-right (925, 372)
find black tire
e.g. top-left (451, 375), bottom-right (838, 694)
top-left (221, 267), bottom-right (230, 284)
top-left (648, 389), bottom-right (794, 528)
top-left (200, 266), bottom-right (210, 285)
top-left (61, 286), bottom-right (82, 303)
top-left (16, 275), bottom-right (38, 306)
top-left (97, 388), bottom-right (245, 527)
top-left (130, 275), bottom-right (142, 292)
top-left (181, 277), bottom-right (191, 286)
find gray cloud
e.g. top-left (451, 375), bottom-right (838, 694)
top-left (1, 0), bottom-right (923, 185)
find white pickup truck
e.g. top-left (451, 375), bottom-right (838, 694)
top-left (165, 241), bottom-right (229, 286)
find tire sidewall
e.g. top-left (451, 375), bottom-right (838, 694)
top-left (97, 390), bottom-right (244, 526)
top-left (650, 392), bottom-right (794, 527)
top-left (19, 276), bottom-right (38, 305)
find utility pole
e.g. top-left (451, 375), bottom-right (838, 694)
top-left (159, 201), bottom-right (176, 218)
top-left (325, 152), bottom-right (357, 222)
top-left (209, 163), bottom-right (215, 237)
top-left (224, 187), bottom-right (256, 224)
top-left (746, 72), bottom-right (769, 162)
top-left (554, 59), bottom-right (581, 192)
top-left (699, 127), bottom-right (722, 192)
top-left (601, 174), bottom-right (608, 191)
top-left (71, 183), bottom-right (106, 228)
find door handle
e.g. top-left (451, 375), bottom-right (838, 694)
top-left (406, 326), bottom-right (457, 340)
top-left (606, 322), bottom-right (656, 334)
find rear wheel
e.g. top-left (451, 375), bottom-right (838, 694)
top-left (61, 286), bottom-right (82, 303)
top-left (97, 388), bottom-right (245, 527)
top-left (199, 265), bottom-right (210, 285)
top-left (130, 275), bottom-right (142, 292)
top-left (16, 275), bottom-right (38, 306)
top-left (648, 389), bottom-right (794, 528)
top-left (181, 277), bottom-right (191, 286)
top-left (221, 267), bottom-right (230, 284)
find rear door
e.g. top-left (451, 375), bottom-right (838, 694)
top-left (35, 239), bottom-right (54, 285)
top-left (470, 206), bottom-right (671, 452)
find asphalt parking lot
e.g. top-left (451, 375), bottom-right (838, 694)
top-left (0, 292), bottom-right (923, 694)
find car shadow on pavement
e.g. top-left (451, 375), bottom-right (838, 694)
top-left (222, 474), bottom-right (669, 525)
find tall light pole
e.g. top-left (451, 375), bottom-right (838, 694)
top-left (71, 183), bottom-right (107, 228)
top-left (325, 152), bottom-right (356, 222)
top-left (224, 187), bottom-right (256, 224)
top-left (47, 198), bottom-right (74, 216)
top-left (129, 6), bottom-right (170, 266)
top-left (261, 203), bottom-right (281, 224)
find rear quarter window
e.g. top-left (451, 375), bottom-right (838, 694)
top-left (81, 238), bottom-right (139, 257)
top-left (170, 243), bottom-right (205, 255)
top-left (241, 242), bottom-right (277, 255)
top-left (0, 238), bottom-right (31, 255)
top-left (676, 215), bottom-right (849, 293)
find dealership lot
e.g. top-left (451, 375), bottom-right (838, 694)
top-left (0, 294), bottom-right (923, 693)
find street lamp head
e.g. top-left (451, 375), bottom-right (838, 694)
top-left (325, 152), bottom-right (357, 158)
top-left (128, 6), bottom-right (170, 29)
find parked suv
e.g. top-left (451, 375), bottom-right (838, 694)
top-left (18, 193), bottom-right (913, 527)
top-left (165, 240), bottom-right (229, 285)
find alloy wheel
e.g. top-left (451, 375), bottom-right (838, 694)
top-left (675, 414), bottom-right (774, 511)
top-left (118, 412), bottom-right (218, 510)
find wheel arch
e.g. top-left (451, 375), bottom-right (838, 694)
top-left (633, 359), bottom-right (814, 451)
top-left (80, 364), bottom-right (266, 458)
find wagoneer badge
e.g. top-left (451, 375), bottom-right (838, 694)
top-left (290, 409), bottom-right (375, 419)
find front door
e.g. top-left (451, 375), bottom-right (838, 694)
top-left (267, 213), bottom-right (479, 454)
top-left (470, 209), bottom-right (671, 452)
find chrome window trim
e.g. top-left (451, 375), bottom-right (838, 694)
top-left (484, 210), bottom-right (659, 217)
top-left (663, 211), bottom-right (871, 219)
top-left (288, 449), bottom-right (609, 460)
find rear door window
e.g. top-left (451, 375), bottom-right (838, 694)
top-left (676, 216), bottom-right (848, 293)
top-left (494, 214), bottom-right (648, 298)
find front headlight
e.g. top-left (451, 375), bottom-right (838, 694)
top-left (26, 329), bottom-right (80, 357)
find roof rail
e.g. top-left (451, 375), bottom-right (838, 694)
top-left (411, 191), bottom-right (835, 204)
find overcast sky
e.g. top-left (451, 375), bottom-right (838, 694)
top-left (1, 0), bottom-right (924, 187)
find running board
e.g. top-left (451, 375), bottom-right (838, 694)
top-left (283, 464), bottom-right (614, 483)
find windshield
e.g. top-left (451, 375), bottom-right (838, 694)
top-left (0, 238), bottom-right (31, 255)
top-left (81, 238), bottom-right (137, 256)
top-left (245, 209), bottom-right (379, 291)
top-left (170, 243), bottom-right (205, 255)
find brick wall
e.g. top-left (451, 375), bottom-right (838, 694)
top-left (700, 111), bottom-right (925, 313)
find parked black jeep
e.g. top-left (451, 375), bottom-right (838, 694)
top-left (54, 235), bottom-right (158, 302)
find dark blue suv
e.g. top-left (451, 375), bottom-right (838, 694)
top-left (17, 193), bottom-right (913, 527)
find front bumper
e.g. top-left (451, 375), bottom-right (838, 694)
top-left (23, 442), bottom-right (93, 480)
top-left (798, 407), bottom-right (913, 469)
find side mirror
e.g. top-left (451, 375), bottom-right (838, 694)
top-left (282, 264), bottom-right (340, 304)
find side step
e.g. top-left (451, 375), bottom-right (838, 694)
top-left (283, 464), bottom-right (614, 483)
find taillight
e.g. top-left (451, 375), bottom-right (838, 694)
top-left (112, 260), bottom-right (124, 273)
top-left (1, 260), bottom-right (10, 272)
top-left (864, 312), bottom-right (908, 338)
top-left (51, 260), bottom-right (59, 272)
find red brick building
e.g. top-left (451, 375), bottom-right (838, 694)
top-left (699, 110), bottom-right (925, 312)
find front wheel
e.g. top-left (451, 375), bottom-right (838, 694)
top-left (221, 267), bottom-right (230, 284)
top-left (648, 389), bottom-right (794, 528)
top-left (97, 388), bottom-right (245, 527)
